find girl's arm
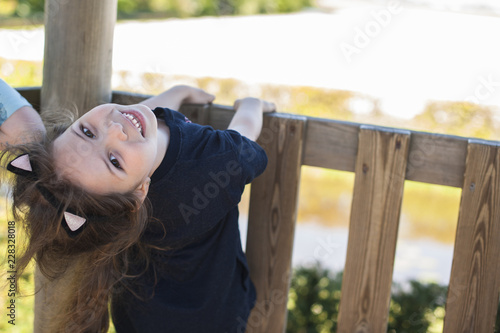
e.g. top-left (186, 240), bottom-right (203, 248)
top-left (140, 85), bottom-right (214, 110)
top-left (228, 97), bottom-right (276, 141)
top-left (140, 86), bottom-right (276, 141)
top-left (0, 79), bottom-right (45, 149)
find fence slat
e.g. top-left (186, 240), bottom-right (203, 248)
top-left (245, 114), bottom-right (307, 333)
top-left (443, 141), bottom-right (500, 333)
top-left (337, 126), bottom-right (410, 333)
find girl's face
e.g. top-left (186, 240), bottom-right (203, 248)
top-left (53, 103), bottom-right (159, 196)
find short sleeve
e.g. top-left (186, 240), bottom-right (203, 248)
top-left (0, 79), bottom-right (32, 127)
top-left (224, 129), bottom-right (268, 186)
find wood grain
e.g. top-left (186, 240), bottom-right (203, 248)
top-left (41, 0), bottom-right (117, 117)
top-left (337, 126), bottom-right (410, 333)
top-left (443, 141), bottom-right (500, 333)
top-left (303, 117), bottom-right (468, 188)
top-left (303, 117), bottom-right (359, 173)
top-left (246, 114), bottom-right (307, 333)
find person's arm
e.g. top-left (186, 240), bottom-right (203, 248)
top-left (0, 79), bottom-right (45, 149)
top-left (228, 97), bottom-right (276, 141)
top-left (0, 106), bottom-right (45, 148)
top-left (140, 85), bottom-right (214, 110)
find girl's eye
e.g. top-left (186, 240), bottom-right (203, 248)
top-left (81, 126), bottom-right (95, 138)
top-left (110, 154), bottom-right (122, 169)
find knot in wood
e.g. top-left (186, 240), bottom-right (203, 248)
top-left (289, 124), bottom-right (296, 134)
top-left (362, 163), bottom-right (369, 174)
top-left (469, 182), bottom-right (475, 192)
top-left (395, 138), bottom-right (401, 149)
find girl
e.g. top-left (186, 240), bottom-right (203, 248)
top-left (0, 78), bottom-right (275, 332)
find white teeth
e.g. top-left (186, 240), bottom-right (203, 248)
top-left (123, 113), bottom-right (143, 134)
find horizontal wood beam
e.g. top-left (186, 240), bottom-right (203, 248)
top-left (303, 117), bottom-right (469, 188)
top-left (17, 87), bottom-right (41, 110)
top-left (18, 89), bottom-right (488, 188)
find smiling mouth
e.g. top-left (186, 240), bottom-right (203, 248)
top-left (122, 112), bottom-right (143, 135)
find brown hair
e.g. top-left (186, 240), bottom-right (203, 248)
top-left (1, 124), bottom-right (151, 332)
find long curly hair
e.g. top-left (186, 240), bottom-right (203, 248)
top-left (1, 119), bottom-right (152, 332)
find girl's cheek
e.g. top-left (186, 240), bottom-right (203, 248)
top-left (75, 141), bottom-right (92, 158)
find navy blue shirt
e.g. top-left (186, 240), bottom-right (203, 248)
top-left (111, 107), bottom-right (268, 332)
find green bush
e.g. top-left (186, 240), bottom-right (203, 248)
top-left (388, 281), bottom-right (447, 333)
top-left (15, 0), bottom-right (44, 17)
top-left (286, 264), bottom-right (500, 333)
top-left (287, 264), bottom-right (341, 333)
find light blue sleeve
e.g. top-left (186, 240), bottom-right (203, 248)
top-left (0, 78), bottom-right (32, 127)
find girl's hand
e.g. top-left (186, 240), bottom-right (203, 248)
top-left (233, 97), bottom-right (276, 113)
top-left (140, 85), bottom-right (214, 110)
top-left (228, 97), bottom-right (276, 141)
top-left (261, 100), bottom-right (277, 113)
top-left (181, 86), bottom-right (215, 105)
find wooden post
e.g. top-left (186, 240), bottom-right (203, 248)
top-left (41, 0), bottom-right (117, 117)
top-left (36, 0), bottom-right (117, 331)
top-left (337, 126), bottom-right (410, 332)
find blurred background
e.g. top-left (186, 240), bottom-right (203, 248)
top-left (1, 0), bottom-right (500, 331)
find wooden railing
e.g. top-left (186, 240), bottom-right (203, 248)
top-left (21, 88), bottom-right (500, 332)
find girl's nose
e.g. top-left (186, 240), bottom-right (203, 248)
top-left (108, 122), bottom-right (127, 141)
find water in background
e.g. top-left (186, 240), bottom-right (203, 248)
top-left (237, 169), bottom-right (461, 286)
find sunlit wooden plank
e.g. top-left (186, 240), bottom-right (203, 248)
top-left (246, 114), bottom-right (307, 333)
top-left (443, 140), bottom-right (500, 333)
top-left (337, 126), bottom-right (410, 332)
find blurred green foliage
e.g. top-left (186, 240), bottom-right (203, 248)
top-left (0, 59), bottom-right (43, 87)
top-left (287, 264), bottom-right (342, 333)
top-left (0, 0), bottom-right (312, 22)
top-left (287, 264), bottom-right (500, 333)
top-left (414, 100), bottom-right (499, 140)
top-left (388, 281), bottom-right (447, 333)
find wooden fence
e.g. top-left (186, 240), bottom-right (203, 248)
top-left (20, 88), bottom-right (500, 332)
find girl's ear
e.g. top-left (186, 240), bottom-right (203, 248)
top-left (134, 177), bottom-right (151, 204)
